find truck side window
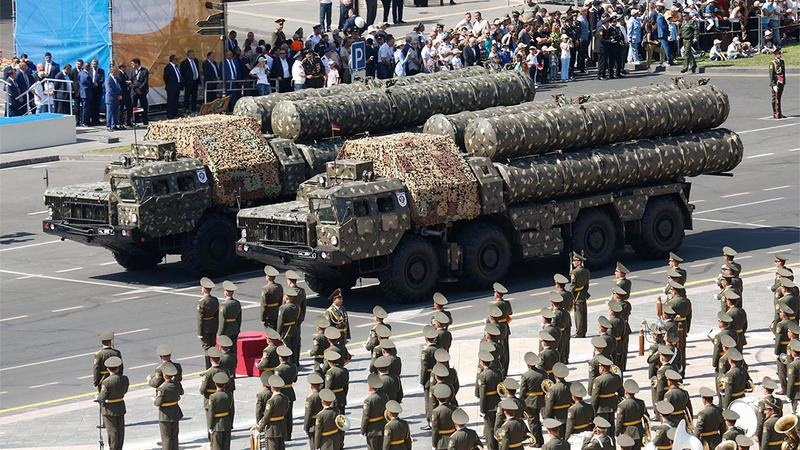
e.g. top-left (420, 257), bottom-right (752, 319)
top-left (353, 199), bottom-right (369, 217)
top-left (152, 179), bottom-right (170, 195)
top-left (377, 196), bottom-right (395, 213)
top-left (177, 175), bottom-right (195, 191)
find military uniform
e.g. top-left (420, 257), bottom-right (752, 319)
top-left (591, 371), bottom-right (621, 436)
top-left (256, 384), bottom-right (272, 425)
top-left (421, 338), bottom-right (440, 424)
top-left (693, 403), bottom-right (724, 449)
top-left (260, 277), bottom-right (282, 330)
top-left (552, 302), bottom-right (571, 363)
top-left (543, 379), bottom-right (572, 424)
top-left (769, 52), bottom-right (786, 119)
top-left (757, 391), bottom-right (778, 441)
top-left (310, 329), bottom-right (330, 375)
top-left (497, 417), bottom-right (528, 450)
top-left (383, 416), bottom-right (412, 450)
top-left (520, 362), bottom-right (547, 445)
top-left (608, 314), bottom-right (626, 367)
top-left (664, 385), bottom-right (692, 427)
top-left (432, 401), bottom-right (458, 449)
top-left (97, 366), bottom-right (129, 450)
top-left (362, 391), bottom-right (389, 450)
top-left (761, 414), bottom-right (782, 450)
top-left (149, 360), bottom-right (183, 388)
top-left (448, 425), bottom-right (482, 450)
top-left (277, 300), bottom-right (301, 360)
top-left (218, 290), bottom-right (242, 351)
top-left (197, 290), bottom-right (219, 368)
top-left (274, 357), bottom-right (297, 439)
top-left (200, 362), bottom-right (228, 437)
top-left (775, 317), bottom-right (792, 393)
top-left (654, 363), bottom-right (675, 404)
top-left (679, 17), bottom-right (699, 73)
top-left (315, 404), bottom-right (344, 450)
top-left (566, 399), bottom-right (595, 437)
top-left (787, 357), bottom-right (800, 410)
top-left (208, 378), bottom-right (233, 450)
top-left (727, 304), bottom-right (748, 349)
top-left (571, 262), bottom-right (590, 337)
top-left (652, 423), bottom-right (672, 450)
top-left (93, 345), bottom-right (123, 392)
top-left (324, 303), bottom-right (351, 340)
top-left (723, 365), bottom-right (748, 408)
top-left (154, 376), bottom-right (183, 450)
top-left (538, 346), bottom-right (560, 379)
top-left (303, 55), bottom-right (325, 89)
top-left (542, 434), bottom-right (570, 450)
top-left (477, 359), bottom-right (503, 450)
top-left (304, 388), bottom-right (323, 449)
top-left (325, 362), bottom-right (349, 415)
top-left (494, 394), bottom-right (526, 432)
top-left (779, 291), bottom-right (800, 325)
top-left (615, 397), bottom-right (648, 450)
top-left (257, 340), bottom-right (280, 373)
top-left (258, 389), bottom-right (289, 450)
top-left (379, 371), bottom-right (403, 403)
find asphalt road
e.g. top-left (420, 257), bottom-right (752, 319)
top-left (0, 72), bottom-right (798, 447)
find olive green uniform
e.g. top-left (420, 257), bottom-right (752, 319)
top-left (98, 372), bottom-right (129, 450)
top-left (315, 406), bottom-right (344, 450)
top-left (723, 366), bottom-right (748, 408)
top-left (692, 403), bottom-right (725, 449)
top-left (93, 346), bottom-right (123, 391)
top-left (664, 386), bottom-right (692, 426)
top-left (571, 266), bottom-right (590, 337)
top-left (543, 380), bottom-right (572, 426)
top-left (154, 379), bottom-right (183, 450)
top-left (200, 366), bottom-right (227, 435)
top-left (208, 389), bottom-right (233, 450)
top-left (275, 361), bottom-right (297, 439)
top-left (591, 372), bottom-right (621, 436)
top-left (583, 434), bottom-right (615, 450)
top-left (261, 281), bottom-right (282, 330)
top-left (324, 304), bottom-right (350, 340)
top-left (779, 293), bottom-right (800, 324)
top-left (421, 343), bottom-right (440, 423)
top-left (278, 302), bottom-right (301, 362)
top-left (756, 394), bottom-right (777, 440)
top-left (538, 347), bottom-right (560, 380)
top-left (325, 365), bottom-right (349, 414)
top-left (477, 365), bottom-right (503, 450)
top-left (761, 415), bottom-right (782, 450)
top-left (787, 358), bottom-right (800, 410)
top-left (430, 367), bottom-right (460, 410)
top-left (679, 19), bottom-right (699, 71)
top-left (380, 372), bottom-right (403, 403)
top-left (437, 327), bottom-right (453, 352)
top-left (383, 417), bottom-right (412, 450)
top-left (362, 391), bottom-right (389, 450)
top-left (652, 423), bottom-right (672, 450)
top-left (566, 400), bottom-right (595, 438)
top-left (432, 402), bottom-right (457, 449)
top-left (149, 360), bottom-right (183, 388)
top-left (310, 332), bottom-right (329, 375)
top-left (555, 290), bottom-right (572, 361)
top-left (615, 397), bottom-right (648, 450)
top-left (258, 391), bottom-right (289, 450)
top-left (520, 366), bottom-right (547, 445)
top-left (497, 417), bottom-right (528, 450)
top-left (256, 386), bottom-right (272, 424)
top-left (775, 319), bottom-right (792, 393)
top-left (304, 390), bottom-right (323, 448)
top-left (494, 396), bottom-right (526, 432)
top-left (542, 435), bottom-right (569, 450)
top-left (654, 363), bottom-right (675, 404)
top-left (197, 293), bottom-right (219, 368)
top-left (722, 426), bottom-right (745, 442)
top-left (258, 343), bottom-right (280, 372)
top-left (727, 305), bottom-right (748, 349)
top-left (448, 426), bottom-right (482, 450)
top-left (218, 296), bottom-right (242, 351)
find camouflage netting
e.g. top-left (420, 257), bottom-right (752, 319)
top-left (272, 70), bottom-right (535, 142)
top-left (145, 114), bottom-right (281, 206)
top-left (464, 85), bottom-right (729, 160)
top-left (496, 128), bottom-right (744, 204)
top-left (232, 65), bottom-right (490, 132)
top-left (338, 133), bottom-right (481, 226)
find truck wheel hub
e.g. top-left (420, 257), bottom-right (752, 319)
top-left (587, 226), bottom-right (607, 251)
top-left (480, 245), bottom-right (499, 270)
top-left (407, 256), bottom-right (428, 283)
top-left (209, 237), bottom-right (229, 259)
top-left (656, 215), bottom-right (674, 241)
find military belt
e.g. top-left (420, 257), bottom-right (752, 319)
top-left (269, 416), bottom-right (284, 421)
top-left (573, 423), bottom-right (591, 430)
top-left (657, 446), bottom-right (673, 449)
top-left (283, 384), bottom-right (293, 388)
top-left (622, 420), bottom-right (641, 426)
top-left (206, 388), bottom-right (217, 393)
top-left (615, 337), bottom-right (622, 341)
top-left (498, 318), bottom-right (509, 323)
top-left (161, 401), bottom-right (178, 407)
top-left (598, 393), bottom-right (616, 398)
top-left (700, 431), bottom-right (720, 437)
top-left (427, 369), bottom-right (433, 372)
top-left (731, 391), bottom-right (745, 397)
top-left (106, 398), bottom-right (124, 403)
top-left (284, 321), bottom-right (296, 326)
top-left (202, 316), bottom-right (215, 320)
top-left (675, 317), bottom-right (686, 321)
top-left (485, 390), bottom-right (498, 396)
top-left (768, 441), bottom-right (784, 446)
top-left (526, 391), bottom-right (544, 396)
top-left (560, 328), bottom-right (565, 331)
top-left (553, 404), bottom-right (571, 409)
top-left (311, 414), bottom-right (317, 419)
top-left (225, 318), bottom-right (236, 322)
top-left (782, 341), bottom-right (791, 345)
top-left (314, 355), bottom-right (324, 359)
top-left (670, 411), bottom-right (684, 415)
top-left (263, 367), bottom-right (277, 371)
top-left (574, 286), bottom-right (585, 291)
top-left (438, 428), bottom-right (455, 434)
top-left (100, 370), bottom-right (109, 375)
top-left (331, 388), bottom-right (344, 393)
top-left (266, 303), bottom-right (279, 307)
top-left (368, 416), bottom-right (385, 422)
top-left (509, 443), bottom-right (523, 448)
top-left (793, 382), bottom-right (800, 386)
top-left (390, 439), bottom-right (406, 445)
top-left (214, 412), bottom-right (229, 417)
top-left (546, 370), bottom-right (553, 374)
top-left (322, 428), bottom-right (340, 436)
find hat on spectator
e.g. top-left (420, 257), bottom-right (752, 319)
top-left (765, 30), bottom-right (773, 35)
top-left (714, 39), bottom-right (722, 44)
top-left (561, 34), bottom-right (568, 39)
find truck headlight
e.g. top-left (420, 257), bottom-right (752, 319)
top-left (330, 235), bottom-right (338, 246)
top-left (129, 212), bottom-right (138, 223)
top-left (241, 229), bottom-right (247, 239)
top-left (47, 207), bottom-right (53, 219)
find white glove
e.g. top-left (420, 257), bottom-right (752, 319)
top-left (209, 429), bottom-right (214, 434)
top-left (146, 375), bottom-right (152, 382)
top-left (773, 86), bottom-right (779, 92)
top-left (198, 335), bottom-right (203, 340)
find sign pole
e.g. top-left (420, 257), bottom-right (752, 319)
top-left (222, 2), bottom-right (227, 96)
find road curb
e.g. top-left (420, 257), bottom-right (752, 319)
top-left (0, 154), bottom-right (120, 169)
top-left (663, 64), bottom-right (800, 74)
top-left (0, 156), bottom-right (60, 169)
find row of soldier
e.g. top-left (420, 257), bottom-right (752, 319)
top-left (89, 248), bottom-right (796, 450)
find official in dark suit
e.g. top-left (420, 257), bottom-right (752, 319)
top-left (222, 51), bottom-right (241, 109)
top-left (227, 30), bottom-right (239, 53)
top-left (89, 59), bottom-right (104, 125)
top-left (271, 49), bottom-right (292, 93)
top-left (3, 57), bottom-right (19, 80)
top-left (202, 51), bottom-right (220, 101)
top-left (104, 66), bottom-right (123, 131)
top-left (116, 64), bottom-right (133, 126)
top-left (78, 65), bottom-right (93, 126)
top-left (129, 58), bottom-right (149, 125)
top-left (70, 59), bottom-right (84, 122)
top-left (180, 50), bottom-right (200, 113)
top-left (163, 54), bottom-right (183, 119)
top-left (54, 64), bottom-right (73, 114)
top-left (43, 52), bottom-right (60, 78)
top-left (463, 38), bottom-right (483, 66)
top-left (5, 68), bottom-right (24, 116)
top-left (15, 62), bottom-right (32, 113)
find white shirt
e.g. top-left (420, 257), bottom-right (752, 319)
top-left (321, 55), bottom-right (332, 74)
top-left (291, 59), bottom-right (306, 84)
top-left (33, 79), bottom-right (54, 106)
top-left (249, 65), bottom-right (269, 84)
top-left (171, 62), bottom-right (181, 82)
top-left (378, 43), bottom-right (393, 63)
top-left (279, 58), bottom-right (290, 78)
top-left (456, 19), bottom-right (473, 31)
top-left (310, 34), bottom-right (323, 48)
top-left (189, 59), bottom-right (198, 80)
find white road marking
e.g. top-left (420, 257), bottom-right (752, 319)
top-left (77, 375), bottom-right (93, 380)
top-left (129, 363), bottom-right (156, 370)
top-left (692, 199), bottom-right (706, 203)
top-left (763, 185), bottom-right (791, 191)
top-left (0, 240), bottom-right (61, 252)
top-left (789, 148), bottom-right (800, 152)
top-left (0, 315), bottom-right (29, 322)
top-left (689, 262), bottom-right (712, 268)
top-left (527, 291), bottom-right (548, 297)
top-left (116, 328), bottom-right (149, 336)
top-left (15, 275), bottom-right (34, 280)
top-left (737, 123), bottom-right (799, 134)
top-left (0, 391), bottom-right (7, 395)
top-left (0, 269), bottom-right (197, 297)
top-left (25, 210), bottom-right (49, 215)
top-left (106, 296), bottom-right (142, 303)
top-left (31, 164), bottom-right (51, 168)
top-left (693, 217), bottom-right (771, 228)
top-left (769, 248), bottom-right (794, 254)
top-left (720, 192), bottom-right (749, 198)
top-left (650, 270), bottom-right (665, 275)
top-left (736, 255), bottom-right (753, 260)
top-left (745, 153), bottom-right (774, 159)
top-left (29, 382), bottom-right (59, 389)
top-left (55, 267), bottom-right (83, 273)
top-left (177, 354), bottom-right (204, 361)
top-left (113, 289), bottom-right (147, 296)
top-left (694, 197), bottom-right (784, 215)
top-left (50, 305), bottom-right (85, 313)
top-left (627, 275), bottom-right (639, 279)
top-left (99, 261), bottom-right (117, 266)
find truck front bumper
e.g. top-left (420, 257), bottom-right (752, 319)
top-left (42, 220), bottom-right (143, 250)
top-left (236, 239), bottom-right (351, 271)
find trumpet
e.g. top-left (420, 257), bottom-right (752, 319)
top-left (542, 379), bottom-right (554, 394)
top-left (335, 414), bottom-right (351, 431)
top-left (498, 382), bottom-right (509, 397)
top-left (650, 376), bottom-right (658, 389)
top-left (384, 409), bottom-right (392, 423)
top-left (746, 379), bottom-right (755, 393)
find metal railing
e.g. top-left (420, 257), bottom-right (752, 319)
top-left (203, 78), bottom-right (257, 104)
top-left (4, 77), bottom-right (73, 117)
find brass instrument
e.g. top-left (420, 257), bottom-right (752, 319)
top-left (684, 409), bottom-right (695, 434)
top-left (672, 419), bottom-right (704, 450)
top-left (706, 329), bottom-right (715, 345)
top-left (610, 365), bottom-right (622, 376)
top-left (650, 376), bottom-right (658, 389)
top-left (717, 374), bottom-right (726, 392)
top-left (498, 382), bottom-right (508, 397)
top-left (250, 425), bottom-right (260, 450)
top-left (746, 379), bottom-right (755, 393)
top-left (728, 398), bottom-right (760, 437)
top-left (384, 409), bottom-right (392, 423)
top-left (642, 319), bottom-right (667, 344)
top-left (781, 353), bottom-right (789, 364)
top-left (335, 414), bottom-right (351, 431)
top-left (542, 379), bottom-right (554, 394)
top-left (714, 440), bottom-right (737, 450)
top-left (642, 416), bottom-right (652, 444)
top-left (775, 414), bottom-right (800, 450)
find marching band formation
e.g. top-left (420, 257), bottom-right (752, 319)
top-left (89, 249), bottom-right (799, 450)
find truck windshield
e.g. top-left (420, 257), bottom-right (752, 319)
top-left (310, 198), bottom-right (336, 223)
top-left (112, 177), bottom-right (137, 202)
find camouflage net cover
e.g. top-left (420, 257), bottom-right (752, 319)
top-left (338, 133), bottom-right (481, 226)
top-left (464, 85), bottom-right (729, 160)
top-left (496, 128), bottom-right (744, 204)
top-left (232, 65), bottom-right (490, 132)
top-left (272, 70), bottom-right (535, 142)
top-left (145, 114), bottom-right (281, 206)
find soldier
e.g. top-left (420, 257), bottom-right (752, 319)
top-left (362, 373), bottom-right (388, 450)
top-left (721, 263), bottom-right (744, 296)
top-left (376, 355), bottom-right (403, 402)
top-left (366, 306), bottom-right (391, 360)
top-left (612, 286), bottom-right (632, 372)
top-left (774, 268), bottom-right (797, 324)
top-left (493, 282), bottom-right (513, 318)
top-left (301, 49), bottom-right (325, 89)
top-left (494, 378), bottom-right (525, 432)
top-left (422, 324), bottom-right (440, 429)
top-left (664, 279), bottom-right (692, 335)
top-left (154, 362), bottom-right (182, 450)
top-left (723, 349), bottom-right (748, 408)
top-left (94, 330), bottom-right (123, 393)
top-left (324, 288), bottom-right (350, 341)
top-left (148, 344), bottom-right (183, 389)
top-left (615, 379), bottom-right (648, 450)
top-left (722, 409), bottom-right (744, 442)
top-left (488, 306), bottom-right (511, 377)
top-left (497, 398), bottom-right (529, 450)
top-left (778, 279), bottom-right (800, 325)
top-left (597, 317), bottom-right (618, 358)
top-left (278, 287), bottom-right (301, 361)
top-left (368, 324), bottom-right (392, 374)
top-left (315, 389), bottom-right (344, 450)
top-left (197, 277), bottom-right (219, 369)
top-left (380, 338), bottom-right (402, 378)
top-left (588, 337), bottom-right (611, 395)
top-left (618, 434), bottom-right (636, 450)
top-left (554, 273), bottom-right (574, 312)
top-left (433, 292), bottom-right (454, 325)
top-left (775, 304), bottom-right (794, 392)
top-left (540, 309), bottom-right (562, 354)
top-left (542, 419), bottom-right (569, 450)
top-left (654, 345), bottom-right (676, 405)
top-left (432, 383), bottom-right (457, 449)
top-left (431, 365), bottom-right (458, 412)
top-left (96, 356), bottom-right (128, 450)
top-left (274, 346), bottom-right (297, 440)
top-left (450, 408), bottom-right (483, 450)
top-left (693, 387), bottom-right (725, 449)
top-left (304, 373), bottom-right (325, 450)
top-left (538, 332), bottom-right (560, 379)
top-left (218, 281), bottom-right (242, 351)
top-left (663, 369), bottom-right (691, 426)
top-left (722, 246), bottom-right (742, 276)
top-left (311, 317), bottom-right (331, 375)
top-left (770, 47), bottom-right (786, 119)
top-left (761, 397), bottom-right (783, 450)
top-left (261, 266), bottom-right (283, 330)
top-left (756, 377), bottom-right (779, 440)
top-left (520, 352), bottom-right (546, 446)
top-left (200, 347), bottom-right (227, 442)
top-left (718, 273), bottom-right (740, 313)
top-left (258, 374), bottom-right (289, 450)
top-left (256, 328), bottom-right (281, 373)
top-left (570, 252), bottom-right (591, 338)
top-left (646, 328), bottom-right (666, 390)
top-left (584, 417), bottom-right (615, 450)
top-left (591, 355), bottom-right (621, 436)
top-left (772, 254), bottom-right (792, 298)
top-left (566, 382), bottom-right (594, 438)
top-left (713, 312), bottom-right (738, 370)
top-left (738, 435), bottom-right (755, 450)
top-left (256, 371), bottom-right (273, 425)
top-left (273, 18), bottom-right (288, 48)
top-left (614, 262), bottom-right (632, 297)
top-left (324, 327), bottom-right (352, 368)
top-left (787, 340), bottom-right (800, 411)
top-left (477, 350), bottom-right (503, 450)
top-left (549, 291), bottom-right (570, 363)
top-left (664, 253), bottom-right (687, 294)
top-left (286, 271), bottom-right (307, 328)
top-left (608, 302), bottom-right (626, 368)
top-left (652, 402), bottom-right (676, 450)
top-left (725, 291), bottom-right (748, 349)
top-left (434, 349), bottom-right (459, 405)
top-left (217, 335), bottom-right (237, 423)
top-left (434, 312), bottom-right (452, 352)
top-left (324, 349), bottom-right (349, 415)
top-left (679, 10), bottom-right (699, 73)
top-left (383, 400), bottom-right (412, 450)
top-left (543, 362), bottom-right (572, 428)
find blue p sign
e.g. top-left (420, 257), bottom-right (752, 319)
top-left (350, 41), bottom-right (366, 71)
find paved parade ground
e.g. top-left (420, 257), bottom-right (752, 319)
top-left (1, 54), bottom-right (799, 450)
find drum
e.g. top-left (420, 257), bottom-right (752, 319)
top-left (729, 396), bottom-right (760, 437)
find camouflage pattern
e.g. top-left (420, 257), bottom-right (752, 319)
top-left (44, 182), bottom-right (115, 224)
top-left (496, 128), bottom-right (743, 204)
top-left (271, 71), bottom-right (535, 142)
top-left (129, 141), bottom-right (178, 161)
top-left (464, 85), bottom-right (730, 160)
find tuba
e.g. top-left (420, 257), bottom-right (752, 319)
top-left (335, 414), bottom-right (351, 432)
top-left (542, 379), bottom-right (554, 394)
top-left (610, 365), bottom-right (622, 376)
top-left (775, 414), bottom-right (800, 450)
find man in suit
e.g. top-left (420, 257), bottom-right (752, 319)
top-left (3, 57), bottom-right (19, 80)
top-left (222, 50), bottom-right (241, 109)
top-left (78, 64), bottom-right (93, 126)
top-left (89, 59), bottom-right (104, 125)
top-left (43, 52), bottom-right (60, 78)
top-left (129, 58), bottom-right (149, 125)
top-left (5, 68), bottom-right (24, 117)
top-left (180, 50), bottom-right (200, 113)
top-left (70, 59), bottom-right (84, 122)
top-left (202, 51), bottom-right (220, 101)
top-left (104, 65), bottom-right (123, 131)
top-left (15, 62), bottom-right (32, 113)
top-left (463, 37), bottom-right (483, 66)
top-left (227, 30), bottom-right (239, 53)
top-left (271, 48), bottom-right (292, 93)
top-left (54, 64), bottom-right (72, 114)
top-left (116, 63), bottom-right (133, 126)
top-left (163, 54), bottom-right (183, 119)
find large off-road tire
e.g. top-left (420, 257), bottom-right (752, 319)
top-left (458, 221), bottom-right (511, 289)
top-left (379, 234), bottom-right (439, 304)
top-left (112, 249), bottom-right (163, 270)
top-left (571, 208), bottom-right (617, 269)
top-left (181, 213), bottom-right (238, 275)
top-left (304, 268), bottom-right (359, 298)
top-left (633, 197), bottom-right (685, 259)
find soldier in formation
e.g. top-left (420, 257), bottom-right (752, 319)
top-left (570, 252), bottom-right (591, 338)
top-left (197, 277), bottom-right (219, 369)
top-left (324, 288), bottom-right (351, 341)
top-left (261, 265), bottom-right (282, 330)
top-left (96, 356), bottom-right (128, 450)
top-left (154, 362), bottom-right (182, 450)
top-left (94, 330), bottom-right (123, 393)
top-left (218, 281), bottom-right (242, 351)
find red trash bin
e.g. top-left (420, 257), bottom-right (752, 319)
top-left (235, 331), bottom-right (266, 377)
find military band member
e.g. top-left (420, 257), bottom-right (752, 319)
top-left (760, 397), bottom-right (783, 450)
top-left (738, 435), bottom-right (755, 450)
top-left (588, 337), bottom-right (612, 395)
top-left (652, 402), bottom-right (676, 450)
top-left (217, 335), bottom-right (237, 423)
top-left (666, 253), bottom-right (687, 292)
top-left (362, 373), bottom-right (388, 450)
top-left (723, 349), bottom-right (748, 408)
top-left (615, 379), bottom-right (648, 450)
top-left (724, 290), bottom-right (747, 349)
top-left (258, 374), bottom-right (289, 450)
top-left (97, 356), bottom-right (128, 450)
top-left (149, 344), bottom-right (183, 389)
top-left (324, 288), bottom-right (351, 341)
top-left (261, 266), bottom-right (283, 330)
top-left (432, 384), bottom-right (457, 449)
top-left (218, 281), bottom-right (242, 351)
top-left (714, 312), bottom-right (738, 370)
top-left (449, 408), bottom-right (483, 450)
top-left (200, 347), bottom-right (227, 440)
top-left (274, 346), bottom-right (297, 440)
top-left (435, 349), bottom-right (459, 402)
top-left (324, 349), bottom-right (349, 415)
top-left (496, 399), bottom-right (528, 450)
top-left (542, 418), bottom-right (570, 450)
top-left (94, 330), bottom-right (123, 392)
top-left (591, 355), bottom-right (621, 436)
top-left (311, 317), bottom-right (331, 375)
top-left (597, 316), bottom-right (618, 358)
top-left (721, 263), bottom-right (744, 297)
top-left (646, 328), bottom-right (666, 388)
top-left (775, 304), bottom-right (794, 392)
top-left (540, 309), bottom-right (562, 353)
top-left (433, 292), bottom-right (454, 326)
top-left (434, 311), bottom-right (453, 352)
top-left (421, 324), bottom-right (440, 429)
top-left (494, 378), bottom-right (525, 432)
top-left (756, 377), bottom-right (779, 443)
top-left (538, 331), bottom-right (560, 380)
top-left (285, 270), bottom-right (307, 332)
top-left (324, 327), bottom-right (352, 368)
top-left (787, 340), bottom-right (800, 411)
top-left (520, 352), bottom-right (546, 446)
top-left (618, 434), bottom-right (636, 450)
top-left (207, 371), bottom-right (232, 449)
top-left (570, 252), bottom-right (591, 338)
top-left (278, 287), bottom-right (302, 360)
top-left (369, 324), bottom-right (392, 374)
top-left (722, 409), bottom-right (744, 442)
top-left (304, 373), bottom-right (325, 449)
top-left (383, 400), bottom-right (411, 450)
top-left (257, 328), bottom-right (281, 373)
top-left (722, 246), bottom-right (742, 276)
top-left (493, 282), bottom-right (512, 318)
top-left (483, 323), bottom-right (506, 377)
top-left (380, 338), bottom-right (403, 378)
top-left (549, 291), bottom-right (571, 362)
top-left (654, 345), bottom-right (676, 405)
top-left (584, 417), bottom-right (615, 450)
top-left (566, 382), bottom-right (594, 438)
top-left (256, 371), bottom-right (273, 425)
top-left (543, 362), bottom-right (572, 428)
top-left (315, 389), bottom-right (344, 450)
top-left (664, 369), bottom-right (691, 426)
top-left (477, 350), bottom-right (503, 450)
top-left (154, 362), bottom-right (182, 450)
top-left (772, 255), bottom-right (792, 297)
top-left (198, 277), bottom-right (219, 369)
top-left (778, 279), bottom-right (800, 325)
top-left (614, 262), bottom-right (632, 294)
top-left (366, 306), bottom-right (391, 357)
top-left (431, 364), bottom-right (458, 411)
top-left (774, 268), bottom-right (797, 324)
top-left (611, 286), bottom-right (632, 372)
top-left (693, 387), bottom-right (725, 449)
top-left (376, 355), bottom-right (403, 402)
top-left (608, 302), bottom-right (626, 368)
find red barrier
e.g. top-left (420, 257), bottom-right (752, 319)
top-left (236, 331), bottom-right (266, 377)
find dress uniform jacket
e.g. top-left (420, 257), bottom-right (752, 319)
top-left (432, 402), bottom-right (457, 448)
top-left (305, 390), bottom-right (323, 442)
top-left (366, 323), bottom-right (391, 354)
top-left (150, 360), bottom-right (183, 388)
top-left (155, 379), bottom-right (183, 450)
top-left (779, 293), bottom-right (800, 324)
top-left (324, 305), bottom-right (351, 340)
top-left (616, 396), bottom-right (647, 449)
top-left (571, 267), bottom-right (590, 302)
top-left (315, 406), bottom-right (345, 450)
top-left (277, 302), bottom-right (301, 348)
top-left (261, 281), bottom-right (283, 329)
top-left (477, 366), bottom-right (503, 416)
top-left (197, 294), bottom-right (219, 339)
top-left (592, 372), bottom-right (621, 429)
top-left (761, 415), bottom-right (782, 450)
top-left (200, 366), bottom-right (227, 407)
top-left (275, 362), bottom-right (298, 402)
top-left (311, 332), bottom-right (330, 374)
top-left (256, 387), bottom-right (272, 424)
top-left (98, 372), bottom-right (129, 450)
top-left (218, 296), bottom-right (242, 341)
top-left (654, 363), bottom-right (675, 403)
top-left (208, 390), bottom-right (233, 449)
top-left (566, 400), bottom-right (595, 437)
top-left (257, 343), bottom-right (280, 372)
top-left (325, 365), bottom-right (349, 413)
top-left (437, 328), bottom-right (453, 352)
top-left (553, 305), bottom-right (572, 363)
top-left (584, 434), bottom-right (615, 450)
top-left (540, 324), bottom-right (562, 352)
top-left (664, 386), bottom-right (692, 423)
top-left (787, 358), bottom-right (800, 404)
top-left (521, 366), bottom-right (546, 444)
top-left (258, 391), bottom-right (289, 438)
top-left (498, 417), bottom-right (528, 450)
top-left (542, 435), bottom-right (570, 450)
top-left (219, 352), bottom-right (237, 392)
top-left (653, 423), bottom-right (673, 450)
top-left (379, 373), bottom-right (403, 403)
top-left (757, 395), bottom-right (777, 441)
top-left (538, 348), bottom-right (560, 379)
top-left (723, 366), bottom-right (748, 408)
top-left (362, 392), bottom-right (389, 449)
top-left (383, 417), bottom-right (412, 450)
top-left (544, 380), bottom-right (572, 423)
top-left (94, 347), bottom-right (123, 389)
top-left (713, 329), bottom-right (739, 369)
top-left (727, 305), bottom-right (748, 347)
top-left (448, 426), bottom-right (482, 450)
top-left (494, 396), bottom-right (526, 431)
top-left (598, 333), bottom-right (617, 359)
top-left (693, 403), bottom-right (725, 449)
top-left (722, 427), bottom-right (745, 442)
